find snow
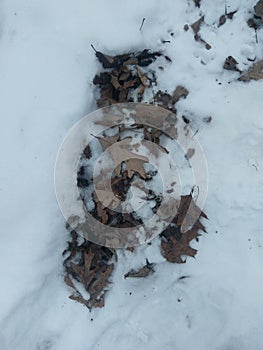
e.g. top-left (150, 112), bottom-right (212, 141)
top-left (1, 0), bottom-right (263, 349)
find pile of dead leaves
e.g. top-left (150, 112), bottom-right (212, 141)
top-left (63, 48), bottom-right (207, 310)
top-left (92, 47), bottom-right (169, 107)
top-left (220, 0), bottom-right (263, 82)
top-left (92, 47), bottom-right (190, 114)
top-left (63, 230), bottom-right (116, 310)
top-left (78, 127), bottom-right (162, 231)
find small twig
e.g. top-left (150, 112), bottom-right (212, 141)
top-left (139, 18), bottom-right (146, 31)
top-left (91, 44), bottom-right (97, 53)
top-left (255, 29), bottom-right (258, 44)
top-left (192, 129), bottom-right (199, 138)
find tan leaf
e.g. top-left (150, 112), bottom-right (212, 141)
top-left (254, 0), bottom-right (263, 20)
top-left (191, 16), bottom-right (211, 50)
top-left (172, 86), bottom-right (189, 104)
top-left (126, 158), bottom-right (148, 179)
top-left (238, 60), bottom-right (263, 82)
top-left (186, 148), bottom-right (195, 159)
top-left (136, 66), bottom-right (148, 86)
top-left (97, 134), bottom-right (120, 151)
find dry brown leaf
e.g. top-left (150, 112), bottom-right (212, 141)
top-left (124, 260), bottom-right (155, 278)
top-left (172, 86), bottom-right (189, 104)
top-left (186, 148), bottom-right (195, 159)
top-left (254, 0), bottom-right (263, 20)
top-left (126, 158), bottom-right (148, 179)
top-left (157, 198), bottom-right (179, 218)
top-left (118, 89), bottom-right (128, 103)
top-left (123, 77), bottom-right (140, 90)
top-left (161, 194), bottom-right (207, 263)
top-left (223, 56), bottom-right (240, 72)
top-left (93, 49), bottom-right (132, 69)
top-left (238, 60), bottom-right (263, 82)
top-left (161, 238), bottom-right (197, 263)
top-left (191, 16), bottom-right (204, 35)
top-left (69, 293), bottom-right (90, 308)
top-left (177, 194), bottom-right (207, 228)
top-left (219, 15), bottom-right (227, 27)
top-left (97, 134), bottom-right (120, 151)
top-left (119, 66), bottom-right (131, 81)
top-left (136, 66), bottom-right (148, 86)
top-left (64, 231), bottom-right (116, 309)
top-left (107, 137), bottom-right (149, 178)
top-left (95, 189), bottom-right (120, 211)
top-left (111, 75), bottom-right (121, 90)
top-left (191, 16), bottom-right (211, 50)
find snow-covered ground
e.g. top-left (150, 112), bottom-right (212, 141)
top-left (1, 0), bottom-right (263, 349)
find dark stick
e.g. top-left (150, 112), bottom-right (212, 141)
top-left (91, 44), bottom-right (97, 53)
top-left (139, 18), bottom-right (146, 31)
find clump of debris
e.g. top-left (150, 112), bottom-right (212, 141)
top-left (222, 0), bottom-right (263, 82)
top-left (63, 48), bottom-right (207, 310)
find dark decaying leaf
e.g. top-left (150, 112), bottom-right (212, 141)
top-left (93, 72), bottom-right (111, 86)
top-left (124, 259), bottom-right (155, 278)
top-left (218, 7), bottom-right (237, 27)
top-left (92, 49), bottom-right (172, 107)
top-left (94, 51), bottom-right (132, 69)
top-left (83, 144), bottom-right (92, 159)
top-left (219, 15), bottom-right (227, 27)
top-left (153, 86), bottom-right (189, 115)
top-left (238, 60), bottom-right (263, 82)
top-left (161, 194), bottom-right (207, 263)
top-left (193, 0), bottom-right (201, 8)
top-left (223, 56), bottom-right (240, 72)
top-left (226, 11), bottom-right (237, 20)
top-left (93, 47), bottom-right (164, 69)
top-left (247, 18), bottom-right (259, 29)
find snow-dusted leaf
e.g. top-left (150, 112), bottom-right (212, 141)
top-left (239, 60), bottom-right (263, 82)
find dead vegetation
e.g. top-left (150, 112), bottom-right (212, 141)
top-left (238, 60), bottom-right (263, 82)
top-left (191, 16), bottom-right (211, 50)
top-left (63, 230), bottom-right (116, 310)
top-left (63, 48), bottom-right (207, 310)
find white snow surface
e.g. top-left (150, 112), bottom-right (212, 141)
top-left (1, 0), bottom-right (263, 349)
